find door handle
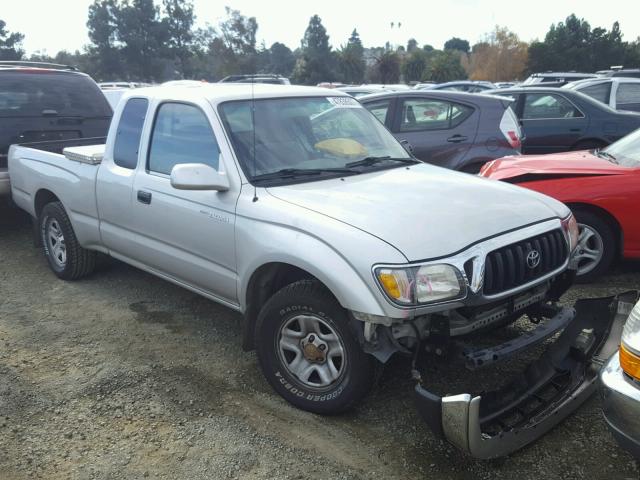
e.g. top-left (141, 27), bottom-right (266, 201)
top-left (569, 128), bottom-right (582, 132)
top-left (447, 134), bottom-right (468, 143)
top-left (137, 190), bottom-right (152, 205)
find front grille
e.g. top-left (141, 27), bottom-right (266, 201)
top-left (483, 229), bottom-right (567, 295)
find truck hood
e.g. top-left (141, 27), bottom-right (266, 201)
top-left (266, 163), bottom-right (568, 261)
top-left (481, 151), bottom-right (627, 181)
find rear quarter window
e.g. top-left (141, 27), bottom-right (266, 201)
top-left (0, 71), bottom-right (112, 118)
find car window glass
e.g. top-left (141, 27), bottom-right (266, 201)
top-left (0, 72), bottom-right (112, 117)
top-left (522, 94), bottom-right (583, 119)
top-left (113, 98), bottom-right (148, 169)
top-left (363, 99), bottom-right (391, 124)
top-left (580, 82), bottom-right (611, 104)
top-left (148, 103), bottom-right (220, 175)
top-left (617, 84), bottom-right (640, 105)
top-left (399, 99), bottom-right (473, 132)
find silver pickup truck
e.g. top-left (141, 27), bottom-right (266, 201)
top-left (8, 84), bottom-right (629, 458)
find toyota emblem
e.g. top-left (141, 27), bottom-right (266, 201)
top-left (526, 250), bottom-right (541, 269)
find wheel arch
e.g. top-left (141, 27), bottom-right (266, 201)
top-left (242, 262), bottom-right (337, 351)
top-left (566, 202), bottom-right (624, 258)
top-left (34, 189), bottom-right (62, 218)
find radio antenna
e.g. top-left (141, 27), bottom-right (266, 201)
top-left (251, 77), bottom-right (258, 202)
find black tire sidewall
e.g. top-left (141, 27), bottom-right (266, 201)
top-left (256, 282), bottom-right (373, 414)
top-left (573, 209), bottom-right (616, 281)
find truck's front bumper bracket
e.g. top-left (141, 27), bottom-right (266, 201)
top-left (414, 291), bottom-right (639, 459)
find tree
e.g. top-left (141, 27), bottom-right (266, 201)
top-left (116, 0), bottom-right (169, 81)
top-left (401, 49), bottom-right (431, 82)
top-left (466, 27), bottom-right (528, 81)
top-left (444, 37), bottom-right (470, 54)
top-left (265, 42), bottom-right (295, 76)
top-left (423, 50), bottom-right (467, 83)
top-left (406, 38), bottom-right (419, 53)
top-left (0, 19), bottom-right (24, 60)
top-left (338, 29), bottom-right (365, 84)
top-left (162, 0), bottom-right (196, 78)
top-left (370, 50), bottom-right (401, 84)
top-left (87, 0), bottom-right (125, 80)
top-left (526, 14), bottom-right (632, 73)
top-left (293, 15), bottom-right (336, 85)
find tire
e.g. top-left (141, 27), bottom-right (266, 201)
top-left (255, 279), bottom-right (375, 414)
top-left (572, 208), bottom-right (616, 282)
top-left (571, 140), bottom-right (606, 151)
top-left (40, 201), bottom-right (96, 280)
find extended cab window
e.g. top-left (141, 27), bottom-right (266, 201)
top-left (148, 103), bottom-right (220, 175)
top-left (522, 94), bottom-right (583, 119)
top-left (113, 98), bottom-right (148, 169)
top-left (399, 98), bottom-right (473, 132)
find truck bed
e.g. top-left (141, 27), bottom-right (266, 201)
top-left (8, 137), bottom-right (107, 249)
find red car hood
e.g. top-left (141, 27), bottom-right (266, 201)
top-left (481, 150), bottom-right (627, 181)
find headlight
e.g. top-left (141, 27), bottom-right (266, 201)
top-left (561, 213), bottom-right (579, 252)
top-left (620, 300), bottom-right (640, 380)
top-left (375, 264), bottom-right (466, 306)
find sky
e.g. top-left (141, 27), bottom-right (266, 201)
top-left (3, 0), bottom-right (640, 55)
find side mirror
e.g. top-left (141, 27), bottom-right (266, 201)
top-left (170, 163), bottom-right (229, 191)
top-left (400, 139), bottom-right (414, 154)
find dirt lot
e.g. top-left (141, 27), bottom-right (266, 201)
top-left (1, 198), bottom-right (639, 480)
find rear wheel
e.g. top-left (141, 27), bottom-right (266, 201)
top-left (40, 202), bottom-right (96, 280)
top-left (255, 280), bottom-right (375, 414)
top-left (572, 209), bottom-right (616, 282)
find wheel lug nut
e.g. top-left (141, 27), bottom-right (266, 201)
top-left (319, 344), bottom-right (326, 351)
top-left (309, 335), bottom-right (315, 342)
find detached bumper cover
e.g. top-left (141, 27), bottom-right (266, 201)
top-left (415, 292), bottom-right (639, 459)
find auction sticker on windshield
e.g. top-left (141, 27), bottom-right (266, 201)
top-left (327, 96), bottom-right (361, 108)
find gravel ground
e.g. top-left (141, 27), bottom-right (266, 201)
top-left (1, 198), bottom-right (639, 480)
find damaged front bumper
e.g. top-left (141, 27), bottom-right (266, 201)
top-left (414, 291), bottom-right (639, 459)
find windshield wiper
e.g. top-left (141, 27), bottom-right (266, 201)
top-left (595, 149), bottom-right (618, 164)
top-left (345, 156), bottom-right (418, 168)
top-left (251, 167), bottom-right (359, 182)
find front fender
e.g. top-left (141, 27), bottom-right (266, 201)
top-left (236, 216), bottom-right (392, 317)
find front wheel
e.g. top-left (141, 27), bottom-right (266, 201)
top-left (255, 280), bottom-right (375, 414)
top-left (572, 209), bottom-right (616, 282)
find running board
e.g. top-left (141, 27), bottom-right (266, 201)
top-left (414, 291), bottom-right (639, 459)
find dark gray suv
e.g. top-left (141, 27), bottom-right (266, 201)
top-left (359, 90), bottom-right (522, 172)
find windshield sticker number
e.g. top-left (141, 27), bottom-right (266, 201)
top-left (327, 97), bottom-right (361, 108)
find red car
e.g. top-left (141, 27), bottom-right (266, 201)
top-left (481, 129), bottom-right (640, 280)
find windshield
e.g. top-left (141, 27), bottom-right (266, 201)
top-left (219, 96), bottom-right (412, 182)
top-left (601, 128), bottom-right (640, 167)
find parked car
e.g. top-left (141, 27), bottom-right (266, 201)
top-left (600, 294), bottom-right (640, 458)
top-left (563, 77), bottom-right (640, 113)
top-left (597, 67), bottom-right (640, 79)
top-left (334, 86), bottom-right (386, 97)
top-left (9, 82), bottom-right (624, 459)
top-left (521, 72), bottom-right (598, 88)
top-left (359, 90), bottom-right (522, 172)
top-left (98, 81), bottom-right (150, 89)
top-left (220, 74), bottom-right (290, 85)
top-left (494, 82), bottom-right (516, 89)
top-left (416, 80), bottom-right (496, 93)
top-left (480, 127), bottom-right (640, 280)
top-left (0, 61), bottom-right (112, 196)
top-left (485, 86), bottom-right (640, 153)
